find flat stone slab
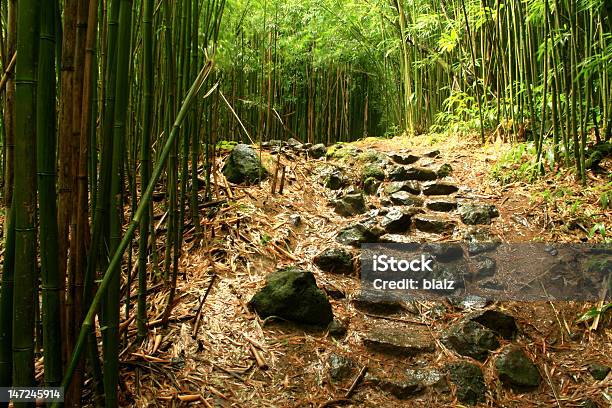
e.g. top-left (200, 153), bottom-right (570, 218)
top-left (361, 327), bottom-right (435, 356)
top-left (353, 291), bottom-right (406, 315)
top-left (422, 182), bottom-right (459, 196)
top-left (413, 214), bottom-right (455, 233)
top-left (389, 191), bottom-right (424, 207)
top-left (384, 180), bottom-right (421, 195)
top-left (426, 198), bottom-right (458, 212)
top-left (365, 372), bottom-right (423, 399)
top-left (388, 152), bottom-right (421, 165)
top-left (380, 207), bottom-right (420, 233)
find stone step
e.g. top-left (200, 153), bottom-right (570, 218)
top-left (361, 327), bottom-right (435, 356)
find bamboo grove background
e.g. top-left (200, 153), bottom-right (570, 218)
top-left (0, 0), bottom-right (608, 406)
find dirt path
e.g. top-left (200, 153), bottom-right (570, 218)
top-left (122, 135), bottom-right (610, 407)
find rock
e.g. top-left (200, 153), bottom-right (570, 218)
top-left (495, 346), bottom-right (541, 389)
top-left (313, 248), bottom-right (354, 275)
top-left (388, 166), bottom-right (411, 181)
top-left (426, 199), bottom-right (458, 212)
top-left (309, 144), bottom-right (327, 159)
top-left (384, 180), bottom-right (421, 195)
top-left (328, 319), bottom-right (348, 338)
top-left (424, 149), bottom-right (441, 158)
top-left (361, 327), bottom-right (435, 356)
top-left (388, 152), bottom-right (420, 165)
top-left (588, 363), bottom-right (610, 380)
top-left (289, 214), bottom-right (301, 227)
top-left (469, 310), bottom-right (518, 339)
top-left (422, 182), bottom-right (459, 196)
top-left (321, 283), bottom-right (345, 299)
top-left (352, 291), bottom-right (406, 314)
top-left (328, 354), bottom-right (354, 381)
top-left (358, 150), bottom-right (389, 164)
top-left (458, 204), bottom-right (500, 225)
top-left (405, 368), bottom-right (449, 393)
top-left (378, 234), bottom-right (417, 244)
top-left (544, 244), bottom-right (558, 256)
top-left (437, 163), bottom-right (453, 177)
top-left (389, 166), bottom-right (437, 181)
top-left (324, 171), bottom-right (348, 190)
top-left (442, 320), bottom-right (500, 361)
top-left (423, 243), bottom-right (464, 262)
top-left (287, 137), bottom-right (301, 148)
top-left (380, 207), bottom-right (416, 233)
top-left (389, 191), bottom-right (424, 207)
top-left (468, 241), bottom-right (500, 255)
top-left (479, 279), bottom-right (506, 291)
top-left (333, 193), bottom-right (367, 216)
top-left (472, 256), bottom-right (497, 278)
top-left (449, 295), bottom-right (490, 311)
top-left (267, 139), bottom-right (283, 147)
top-left (365, 373), bottom-right (423, 399)
top-left (327, 144), bottom-right (359, 160)
top-left (361, 217), bottom-right (386, 237)
top-left (447, 361), bottom-right (486, 405)
top-left (362, 163), bottom-right (386, 181)
top-left (413, 215), bottom-right (455, 234)
top-left (222, 144), bottom-right (268, 184)
top-left (464, 229), bottom-right (501, 255)
top-left (336, 223), bottom-right (382, 246)
top-left (248, 268), bottom-right (333, 326)
top-left (363, 177), bottom-right (382, 195)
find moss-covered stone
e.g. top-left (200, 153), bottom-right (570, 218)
top-left (495, 346), bottom-right (541, 389)
top-left (332, 192), bottom-right (367, 216)
top-left (363, 177), bottom-right (382, 195)
top-left (447, 361), bottom-right (486, 405)
top-left (222, 144), bottom-right (268, 184)
top-left (248, 268), bottom-right (333, 326)
top-left (313, 248), bottom-right (354, 275)
top-left (325, 171), bottom-right (348, 190)
top-left (442, 321), bottom-right (500, 361)
top-left (361, 163), bottom-right (385, 182)
top-left (588, 363), bottom-right (610, 381)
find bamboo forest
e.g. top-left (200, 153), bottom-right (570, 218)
top-left (0, 0), bottom-right (610, 406)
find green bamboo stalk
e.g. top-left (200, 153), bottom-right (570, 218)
top-left (36, 0), bottom-right (62, 388)
top-left (12, 0), bottom-right (41, 404)
top-left (104, 0), bottom-right (133, 405)
top-left (137, 0), bottom-right (154, 340)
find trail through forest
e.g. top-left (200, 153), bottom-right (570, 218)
top-left (120, 134), bottom-right (611, 407)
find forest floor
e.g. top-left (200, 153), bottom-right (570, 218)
top-left (115, 133), bottom-right (609, 407)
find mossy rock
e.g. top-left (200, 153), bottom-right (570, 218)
top-left (495, 346), bottom-right (541, 389)
top-left (361, 164), bottom-right (385, 182)
top-left (222, 144), bottom-right (268, 185)
top-left (357, 150), bottom-right (387, 164)
top-left (363, 177), bottom-right (382, 195)
top-left (248, 268), bottom-right (333, 326)
top-left (327, 143), bottom-right (359, 160)
top-left (447, 361), bottom-right (486, 405)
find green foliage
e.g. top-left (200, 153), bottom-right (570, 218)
top-left (490, 143), bottom-right (541, 184)
top-left (576, 303), bottom-right (612, 323)
top-left (216, 140), bottom-right (238, 152)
